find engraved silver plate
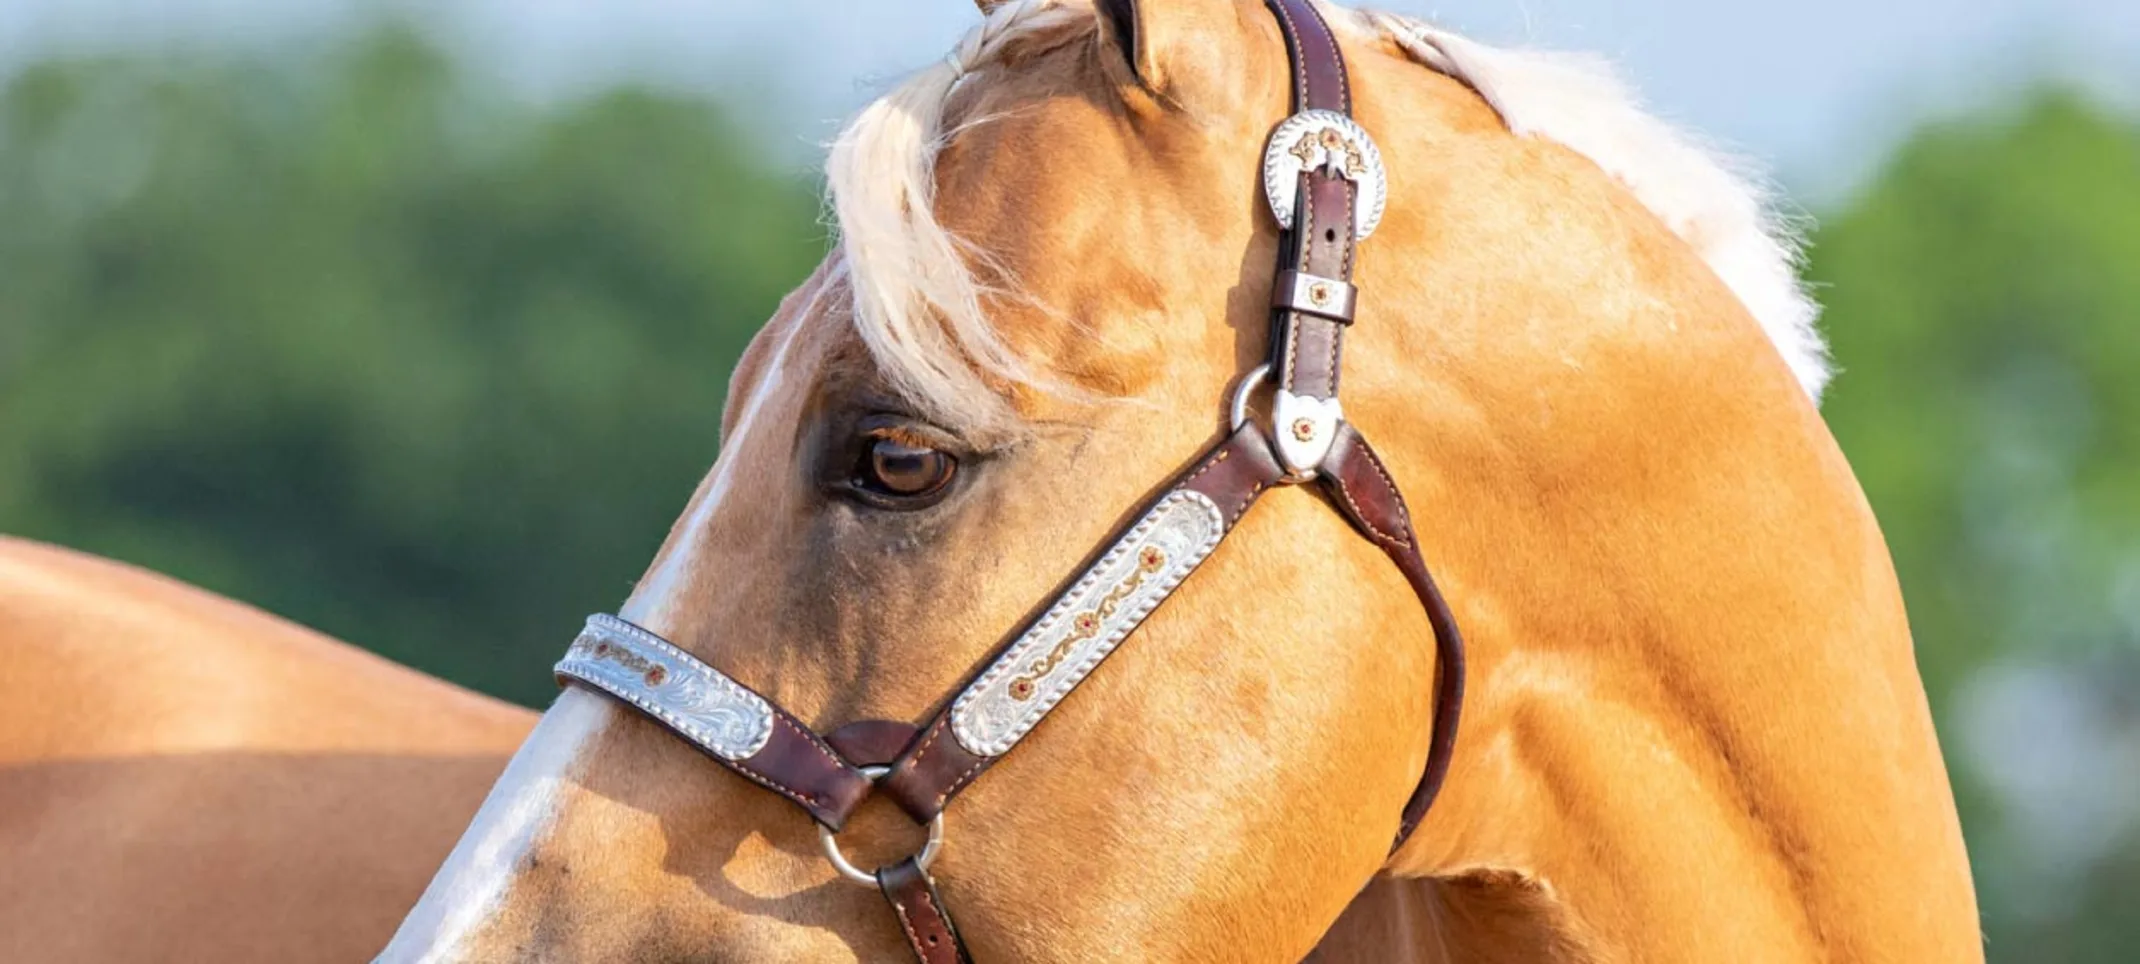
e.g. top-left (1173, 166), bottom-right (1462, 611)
top-left (1262, 109), bottom-right (1388, 241)
top-left (555, 614), bottom-right (775, 761)
top-left (950, 490), bottom-right (1227, 757)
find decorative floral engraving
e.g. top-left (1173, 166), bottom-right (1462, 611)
top-left (554, 614), bottom-right (774, 760)
top-left (1288, 132), bottom-right (1322, 167)
top-left (1007, 544), bottom-right (1169, 701)
top-left (1287, 127), bottom-right (1369, 179)
top-left (1262, 109), bottom-right (1389, 240)
top-left (950, 491), bottom-right (1226, 757)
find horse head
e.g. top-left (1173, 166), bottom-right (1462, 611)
top-left (382, 2), bottom-right (1977, 960)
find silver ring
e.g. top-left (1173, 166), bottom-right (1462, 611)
top-left (817, 765), bottom-right (946, 886)
top-left (1230, 362), bottom-right (1273, 432)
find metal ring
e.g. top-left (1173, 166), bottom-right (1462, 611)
top-left (817, 765), bottom-right (946, 886)
top-left (1230, 362), bottom-right (1273, 432)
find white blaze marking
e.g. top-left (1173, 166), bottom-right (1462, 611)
top-left (622, 307), bottom-right (807, 629)
top-left (380, 688), bottom-right (613, 961)
top-left (382, 283), bottom-right (821, 960)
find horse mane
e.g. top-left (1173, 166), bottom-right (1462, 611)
top-left (1354, 9), bottom-right (1827, 400)
top-left (823, 0), bottom-right (1827, 430)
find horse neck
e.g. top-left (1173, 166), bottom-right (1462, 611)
top-left (1319, 106), bottom-right (1979, 957)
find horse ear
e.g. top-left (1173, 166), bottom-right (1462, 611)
top-left (1092, 0), bottom-right (1254, 107)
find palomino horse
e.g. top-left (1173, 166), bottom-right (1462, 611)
top-left (386, 0), bottom-right (1980, 960)
top-left (0, 537), bottom-right (533, 962)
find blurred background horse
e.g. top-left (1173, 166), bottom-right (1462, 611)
top-left (0, 538), bottom-right (530, 961)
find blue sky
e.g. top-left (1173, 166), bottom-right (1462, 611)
top-left (4, 0), bottom-right (2138, 199)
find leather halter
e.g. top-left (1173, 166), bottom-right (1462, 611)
top-left (553, 3), bottom-right (1463, 959)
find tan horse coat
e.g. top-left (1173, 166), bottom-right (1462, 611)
top-left (0, 537), bottom-right (532, 963)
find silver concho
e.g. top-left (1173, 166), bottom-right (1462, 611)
top-left (1272, 388), bottom-right (1344, 476)
top-left (555, 614), bottom-right (774, 760)
top-left (1262, 109), bottom-right (1388, 241)
top-left (950, 490), bottom-right (1226, 758)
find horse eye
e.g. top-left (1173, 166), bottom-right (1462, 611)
top-left (857, 437), bottom-right (957, 501)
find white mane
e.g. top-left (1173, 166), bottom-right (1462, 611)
top-left (824, 0), bottom-right (1828, 429)
top-left (1355, 10), bottom-right (1829, 400)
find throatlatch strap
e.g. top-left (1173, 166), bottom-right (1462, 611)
top-left (1317, 425), bottom-right (1465, 849)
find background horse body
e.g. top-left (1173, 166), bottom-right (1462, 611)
top-left (0, 537), bottom-right (533, 963)
top-left (381, 1), bottom-right (1979, 961)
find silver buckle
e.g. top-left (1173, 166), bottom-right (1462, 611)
top-left (1261, 109), bottom-right (1389, 241)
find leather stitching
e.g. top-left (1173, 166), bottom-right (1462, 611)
top-left (1330, 436), bottom-right (1415, 549)
top-left (1183, 447), bottom-right (1233, 483)
top-left (778, 714), bottom-right (848, 771)
top-left (730, 761), bottom-right (822, 811)
top-left (1185, 442), bottom-right (1272, 524)
top-left (1234, 481), bottom-right (1271, 523)
top-left (919, 891), bottom-right (952, 956)
top-left (1285, 170), bottom-right (1313, 391)
top-left (940, 758), bottom-right (990, 806)
top-left (1308, 0), bottom-right (1351, 113)
top-left (1355, 435), bottom-right (1415, 534)
top-left (889, 891), bottom-right (929, 960)
top-left (1328, 182), bottom-right (1355, 393)
top-left (907, 717), bottom-right (950, 767)
top-left (1341, 181), bottom-right (1357, 277)
top-left (1331, 473), bottom-right (1406, 549)
top-left (1270, 0), bottom-right (1309, 111)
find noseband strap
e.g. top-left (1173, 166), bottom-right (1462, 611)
top-left (553, 3), bottom-right (1464, 960)
top-left (557, 614), bottom-right (875, 829)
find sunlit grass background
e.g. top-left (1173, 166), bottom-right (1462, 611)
top-left (2, 3), bottom-right (2136, 960)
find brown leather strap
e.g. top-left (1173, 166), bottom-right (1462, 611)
top-left (562, 668), bottom-right (877, 831)
top-left (827, 719), bottom-right (924, 768)
top-left (1262, 0), bottom-right (1462, 851)
top-left (1265, 0), bottom-right (1359, 404)
top-left (731, 710), bottom-right (877, 830)
top-left (1317, 424), bottom-right (1465, 850)
top-left (879, 856), bottom-right (972, 964)
top-left (879, 424), bottom-right (1288, 823)
top-left (1278, 171), bottom-right (1359, 401)
top-left (1265, 0), bottom-right (1350, 114)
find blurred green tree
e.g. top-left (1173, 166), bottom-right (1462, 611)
top-left (1816, 91), bottom-right (2140, 963)
top-left (0, 26), bottom-right (825, 705)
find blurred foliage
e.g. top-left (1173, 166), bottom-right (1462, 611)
top-left (2, 22), bottom-right (2137, 963)
top-left (1816, 91), bottom-right (2140, 963)
top-left (0, 27), bottom-right (824, 705)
